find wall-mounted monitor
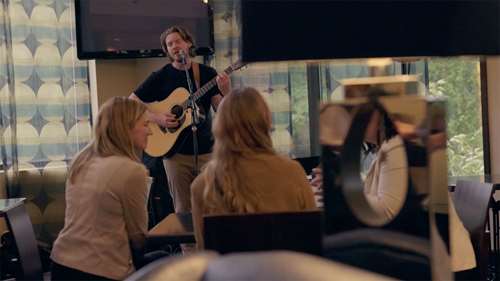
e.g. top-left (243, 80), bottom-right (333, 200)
top-left (75, 0), bottom-right (213, 60)
top-left (240, 0), bottom-right (500, 62)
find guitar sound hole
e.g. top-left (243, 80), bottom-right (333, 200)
top-left (171, 105), bottom-right (183, 119)
top-left (164, 105), bottom-right (186, 134)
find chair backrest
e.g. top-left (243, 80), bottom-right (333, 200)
top-left (4, 202), bottom-right (43, 280)
top-left (322, 228), bottom-right (431, 280)
top-left (451, 180), bottom-right (494, 236)
top-left (451, 180), bottom-right (494, 278)
top-left (202, 250), bottom-right (394, 281)
top-left (203, 210), bottom-right (323, 255)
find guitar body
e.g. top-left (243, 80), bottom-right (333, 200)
top-left (146, 87), bottom-right (193, 157)
top-left (144, 61), bottom-right (246, 157)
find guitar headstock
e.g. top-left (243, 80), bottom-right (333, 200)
top-left (225, 61), bottom-right (248, 74)
top-left (233, 61), bottom-right (247, 71)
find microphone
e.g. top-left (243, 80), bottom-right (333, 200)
top-left (189, 46), bottom-right (215, 57)
top-left (178, 50), bottom-right (187, 64)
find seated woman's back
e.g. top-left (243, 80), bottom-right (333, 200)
top-left (51, 97), bottom-right (151, 280)
top-left (52, 155), bottom-right (148, 278)
top-left (190, 87), bottom-right (316, 249)
top-left (192, 153), bottom-right (314, 214)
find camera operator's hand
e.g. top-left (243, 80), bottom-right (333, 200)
top-left (216, 73), bottom-right (231, 96)
top-left (310, 167), bottom-right (323, 207)
top-left (310, 167), bottom-right (323, 189)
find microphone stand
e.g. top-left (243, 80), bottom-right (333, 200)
top-left (180, 53), bottom-right (200, 175)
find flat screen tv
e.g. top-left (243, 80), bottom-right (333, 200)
top-left (240, 0), bottom-right (500, 62)
top-left (75, 0), bottom-right (213, 60)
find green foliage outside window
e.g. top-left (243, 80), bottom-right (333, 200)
top-left (286, 58), bottom-right (485, 177)
top-left (427, 58), bottom-right (484, 176)
top-left (289, 65), bottom-right (311, 157)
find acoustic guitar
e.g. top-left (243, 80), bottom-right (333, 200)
top-left (145, 61), bottom-right (246, 157)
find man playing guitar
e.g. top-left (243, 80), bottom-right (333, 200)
top-left (130, 26), bottom-right (231, 213)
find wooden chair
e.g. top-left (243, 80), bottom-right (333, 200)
top-left (203, 210), bottom-right (323, 256)
top-left (451, 180), bottom-right (494, 279)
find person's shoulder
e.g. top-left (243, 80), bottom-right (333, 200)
top-left (198, 63), bottom-right (214, 70)
top-left (103, 155), bottom-right (148, 175)
top-left (139, 63), bottom-right (171, 84)
top-left (100, 156), bottom-right (148, 196)
top-left (191, 170), bottom-right (206, 189)
top-left (382, 135), bottom-right (405, 151)
top-left (156, 63), bottom-right (175, 74)
top-left (273, 153), bottom-right (299, 165)
top-left (198, 63), bottom-right (217, 73)
top-left (191, 171), bottom-right (207, 199)
top-left (258, 153), bottom-right (304, 171)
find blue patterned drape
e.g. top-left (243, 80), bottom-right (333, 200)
top-left (212, 0), bottom-right (304, 157)
top-left (1, 0), bottom-right (91, 245)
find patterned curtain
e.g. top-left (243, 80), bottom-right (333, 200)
top-left (0, 0), bottom-right (91, 245)
top-left (211, 0), bottom-right (303, 157)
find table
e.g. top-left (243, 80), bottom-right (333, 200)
top-left (147, 212), bottom-right (194, 246)
top-left (0, 198), bottom-right (26, 215)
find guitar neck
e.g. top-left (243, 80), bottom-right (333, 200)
top-left (182, 65), bottom-right (238, 109)
top-left (193, 78), bottom-right (218, 102)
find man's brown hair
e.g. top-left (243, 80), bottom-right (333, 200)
top-left (160, 26), bottom-right (195, 60)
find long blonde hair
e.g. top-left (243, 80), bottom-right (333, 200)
top-left (68, 97), bottom-right (147, 183)
top-left (203, 87), bottom-right (274, 213)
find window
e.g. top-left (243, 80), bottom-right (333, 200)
top-left (427, 58), bottom-right (485, 176)
top-left (212, 1), bottom-right (487, 175)
top-left (317, 58), bottom-right (486, 176)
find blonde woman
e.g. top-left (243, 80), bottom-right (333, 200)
top-left (51, 97), bottom-right (151, 280)
top-left (191, 87), bottom-right (317, 249)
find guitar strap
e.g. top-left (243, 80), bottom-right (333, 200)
top-left (192, 62), bottom-right (205, 120)
top-left (192, 62), bottom-right (201, 90)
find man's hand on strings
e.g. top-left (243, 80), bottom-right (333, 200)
top-left (151, 112), bottom-right (179, 129)
top-left (216, 73), bottom-right (231, 96)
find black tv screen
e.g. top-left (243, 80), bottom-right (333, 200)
top-left (240, 0), bottom-right (500, 62)
top-left (75, 0), bottom-right (213, 60)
